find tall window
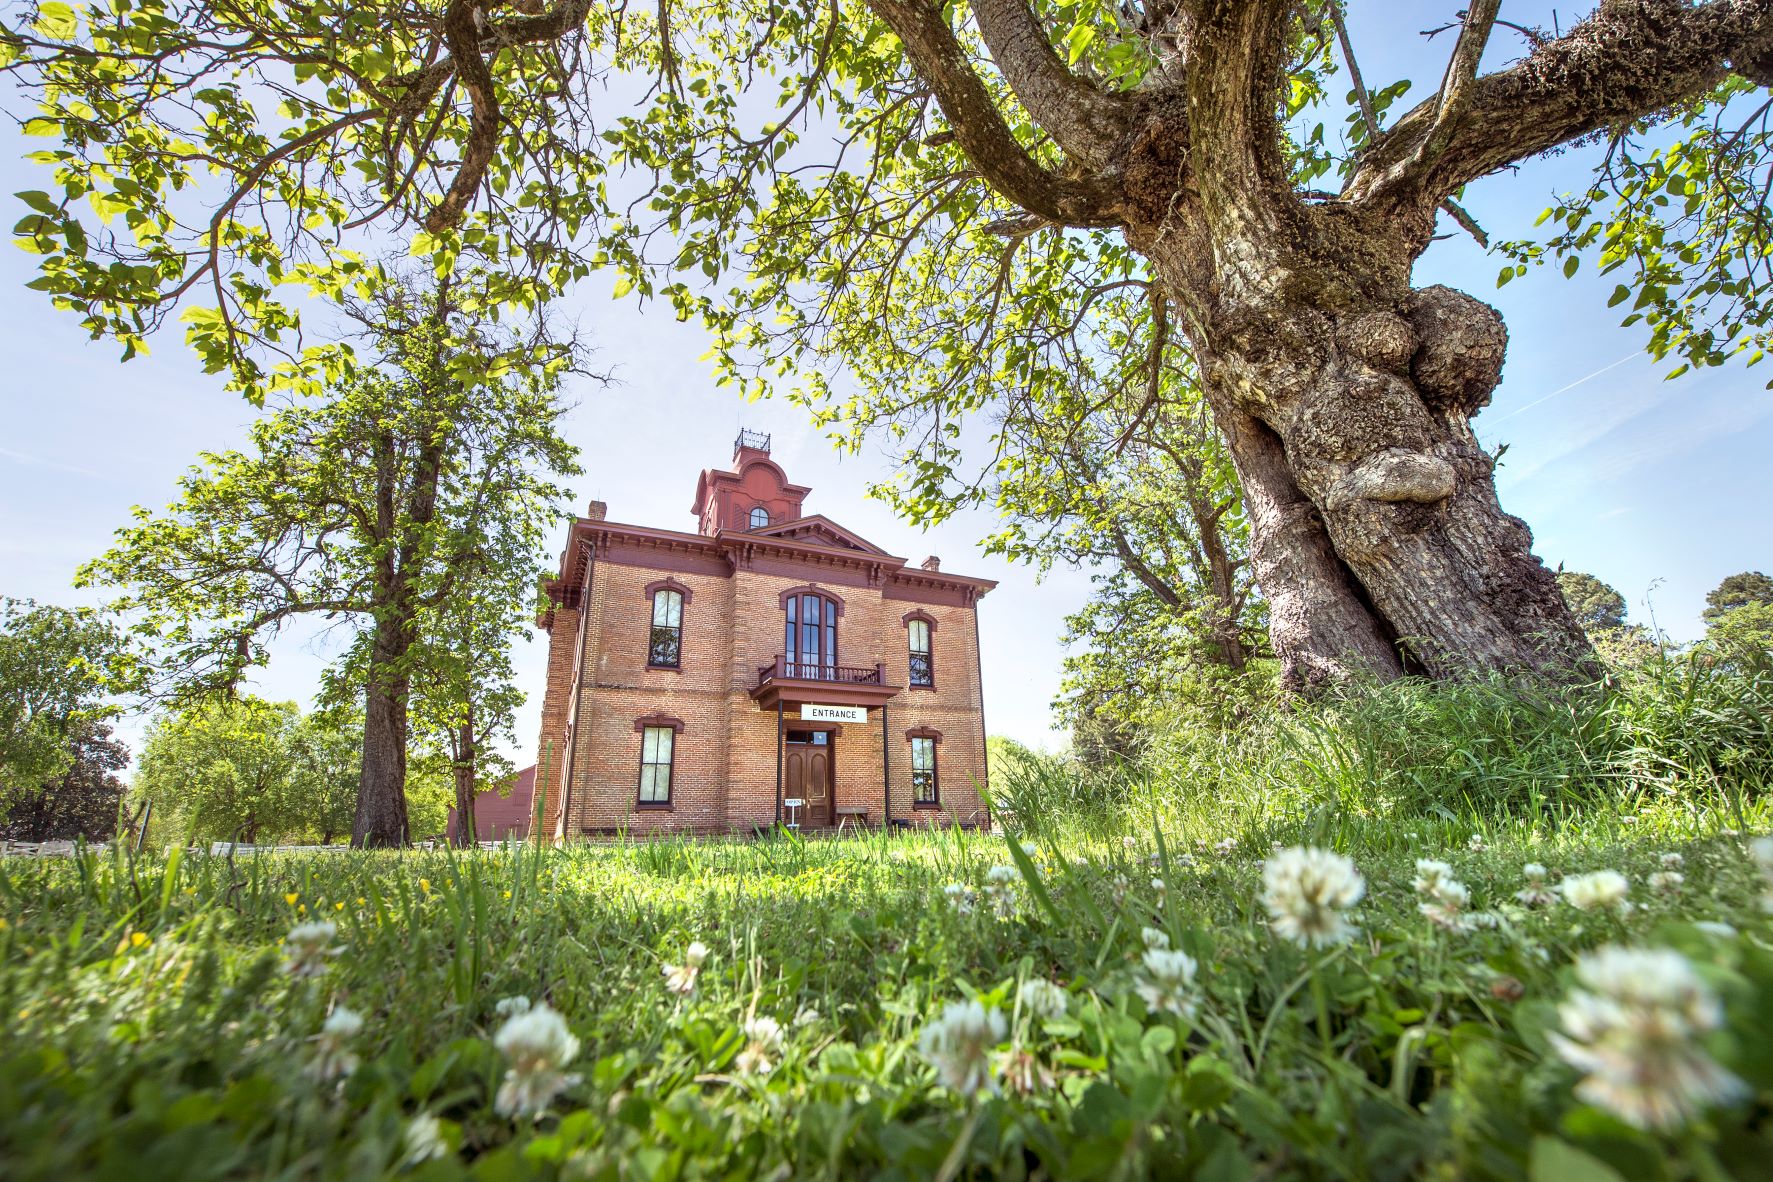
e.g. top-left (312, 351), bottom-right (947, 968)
top-left (638, 726), bottom-right (675, 804)
top-left (749, 506), bottom-right (770, 528)
top-left (908, 619), bottom-right (933, 687)
top-left (785, 592), bottom-right (838, 677)
top-left (910, 736), bottom-right (938, 805)
top-left (648, 589), bottom-right (683, 668)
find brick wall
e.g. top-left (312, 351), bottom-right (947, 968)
top-left (538, 556), bottom-right (989, 836)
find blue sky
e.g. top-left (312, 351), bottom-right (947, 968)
top-left (1, 2), bottom-right (1768, 760)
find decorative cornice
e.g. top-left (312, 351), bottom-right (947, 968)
top-left (633, 714), bottom-right (685, 734)
top-left (643, 577), bottom-right (694, 606)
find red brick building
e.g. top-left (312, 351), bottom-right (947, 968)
top-left (532, 432), bottom-right (996, 837)
top-left (446, 764), bottom-right (536, 843)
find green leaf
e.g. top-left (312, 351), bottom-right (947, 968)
top-left (1528, 1137), bottom-right (1626, 1182)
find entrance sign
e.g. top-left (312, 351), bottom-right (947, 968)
top-left (803, 703), bottom-right (867, 724)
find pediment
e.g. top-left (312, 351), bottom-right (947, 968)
top-left (752, 514), bottom-right (889, 555)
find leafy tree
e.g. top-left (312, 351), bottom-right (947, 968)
top-left (0, 719), bottom-right (128, 842)
top-left (79, 271), bottom-right (581, 845)
top-left (1705, 571), bottom-right (1773, 624)
top-left (584, 0), bottom-right (1773, 690)
top-left (0, 597), bottom-right (125, 802)
top-left (290, 711), bottom-right (362, 845)
top-left (134, 698), bottom-right (309, 845)
top-left (0, 0), bottom-right (606, 396)
top-left (1705, 571), bottom-right (1773, 654)
top-left (1557, 570), bottom-right (1629, 637)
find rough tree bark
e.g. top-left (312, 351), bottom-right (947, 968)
top-left (451, 714), bottom-right (478, 848)
top-left (868, 0), bottom-right (1773, 690)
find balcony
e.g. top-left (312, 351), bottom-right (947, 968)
top-left (749, 656), bottom-right (903, 712)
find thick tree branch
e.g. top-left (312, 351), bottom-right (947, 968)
top-left (1349, 0), bottom-right (1773, 214)
top-left (866, 0), bottom-right (1120, 225)
top-left (967, 0), bottom-right (1132, 169)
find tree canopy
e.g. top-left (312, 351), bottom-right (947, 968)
top-left (0, 596), bottom-right (126, 802)
top-left (1557, 569), bottom-right (1630, 637)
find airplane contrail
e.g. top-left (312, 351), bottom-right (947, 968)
top-left (1486, 352), bottom-right (1639, 425)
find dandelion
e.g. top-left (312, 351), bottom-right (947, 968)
top-left (283, 920), bottom-right (340, 978)
top-left (1019, 978), bottom-right (1068, 1021)
top-left (918, 1000), bottom-right (1006, 1096)
top-left (285, 892), bottom-right (299, 906)
top-left (1261, 847), bottom-right (1364, 948)
top-left (997, 1046), bottom-right (1056, 1096)
top-left (1140, 926), bottom-right (1171, 951)
top-left (1551, 946), bottom-right (1746, 1131)
top-left (1649, 871), bottom-right (1684, 896)
top-left (1562, 870), bottom-right (1632, 913)
top-left (663, 940), bottom-right (710, 995)
top-left (1135, 948), bottom-right (1199, 1016)
top-left (1516, 863), bottom-right (1559, 908)
top-left (492, 1002), bottom-right (581, 1118)
top-left (1660, 852), bottom-right (1684, 871)
top-left (495, 995), bottom-right (532, 1018)
top-left (402, 1113), bottom-right (449, 1165)
top-left (307, 1006), bottom-right (363, 1082)
top-left (736, 1015), bottom-right (783, 1075)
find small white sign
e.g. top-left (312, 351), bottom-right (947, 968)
top-left (802, 703), bottom-right (867, 723)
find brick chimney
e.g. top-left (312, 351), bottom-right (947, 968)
top-left (921, 555), bottom-right (941, 572)
top-left (586, 500), bottom-right (607, 521)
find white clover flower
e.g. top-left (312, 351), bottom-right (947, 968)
top-left (736, 1015), bottom-right (783, 1075)
top-left (402, 1113), bottom-right (450, 1165)
top-left (1121, 836), bottom-right (1138, 850)
top-left (1550, 946), bottom-right (1746, 1131)
top-left (307, 1005), bottom-right (363, 1082)
top-left (996, 1047), bottom-right (1056, 1096)
top-left (1020, 842), bottom-right (1039, 858)
top-left (984, 865), bottom-right (1019, 888)
top-left (1468, 834), bottom-right (1489, 853)
top-left (495, 995), bottom-right (532, 1018)
top-left (1140, 926), bottom-right (1171, 951)
top-left (1660, 852), bottom-right (1685, 871)
top-left (1694, 921), bottom-right (1738, 939)
top-left (1214, 838), bottom-right (1238, 856)
top-left (1751, 836), bottom-right (1773, 911)
top-left (1562, 870), bottom-right (1632, 913)
top-left (663, 940), bottom-right (711, 995)
top-left (1412, 859), bottom-right (1455, 896)
top-left (1110, 873), bottom-right (1131, 903)
top-left (918, 1000), bottom-right (1006, 1096)
top-left (1135, 948), bottom-right (1200, 1016)
top-left (793, 1005), bottom-right (820, 1027)
top-left (492, 1002), bottom-right (582, 1118)
top-left (283, 920), bottom-right (340, 978)
top-left (944, 883), bottom-right (978, 916)
top-left (1516, 863), bottom-right (1559, 908)
top-left (1261, 846), bottom-right (1365, 948)
top-left (1649, 871), bottom-right (1684, 896)
top-left (1019, 978), bottom-right (1068, 1021)
top-left (1419, 877), bottom-right (1473, 932)
top-left (1621, 815), bottom-right (1638, 826)
top-left (1150, 877), bottom-right (1166, 895)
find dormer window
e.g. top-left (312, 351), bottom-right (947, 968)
top-left (749, 506), bottom-right (770, 529)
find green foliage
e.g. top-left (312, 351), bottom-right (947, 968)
top-left (1557, 569), bottom-right (1629, 636)
top-left (0, 597), bottom-right (127, 803)
top-left (0, 719), bottom-right (128, 842)
top-left (1, 0), bottom-right (608, 395)
top-left (135, 698), bottom-right (370, 846)
top-left (1701, 572), bottom-right (1773, 656)
top-left (1496, 80), bottom-right (1773, 384)
top-left (1704, 570), bottom-right (1773, 623)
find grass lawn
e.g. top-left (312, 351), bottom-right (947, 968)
top-left (6, 790), bottom-right (1773, 1180)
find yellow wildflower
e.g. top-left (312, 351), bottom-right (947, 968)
top-left (285, 893), bottom-right (300, 906)
top-left (420, 878), bottom-right (432, 894)
top-left (130, 931), bottom-right (149, 947)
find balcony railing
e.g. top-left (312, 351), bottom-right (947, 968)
top-left (756, 657), bottom-right (886, 687)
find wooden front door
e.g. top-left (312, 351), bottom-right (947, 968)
top-left (785, 732), bottom-right (833, 826)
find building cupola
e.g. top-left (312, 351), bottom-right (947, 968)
top-left (690, 429), bottom-right (811, 535)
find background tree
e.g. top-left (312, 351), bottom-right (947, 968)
top-left (79, 270), bottom-right (582, 846)
top-left (1557, 569), bottom-right (1630, 638)
top-left (135, 698), bottom-right (308, 846)
top-left (0, 597), bottom-right (125, 803)
top-left (1704, 570), bottom-right (1773, 654)
top-left (586, 0), bottom-right (1773, 691)
top-left (290, 710), bottom-right (363, 845)
top-left (0, 719), bottom-right (128, 842)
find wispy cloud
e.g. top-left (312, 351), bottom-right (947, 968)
top-left (0, 444), bottom-right (108, 480)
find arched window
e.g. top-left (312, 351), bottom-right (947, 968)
top-left (784, 590), bottom-right (840, 678)
top-left (907, 616), bottom-right (934, 687)
top-left (648, 588), bottom-right (683, 668)
top-left (749, 506), bottom-right (770, 529)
